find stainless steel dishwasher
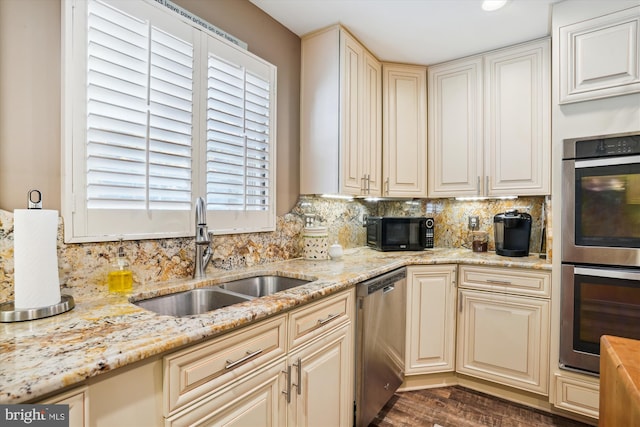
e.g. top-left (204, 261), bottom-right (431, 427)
top-left (355, 267), bottom-right (406, 427)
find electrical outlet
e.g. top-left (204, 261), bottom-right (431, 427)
top-left (468, 216), bottom-right (479, 230)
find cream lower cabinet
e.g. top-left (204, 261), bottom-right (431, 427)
top-left (287, 323), bottom-right (353, 427)
top-left (166, 288), bottom-right (355, 427)
top-left (456, 265), bottom-right (551, 395)
top-left (39, 386), bottom-right (89, 427)
top-left (405, 265), bottom-right (457, 375)
top-left (166, 361), bottom-right (287, 427)
top-left (553, 373), bottom-right (599, 419)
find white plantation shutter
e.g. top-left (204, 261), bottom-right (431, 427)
top-left (63, 0), bottom-right (276, 242)
top-left (207, 56), bottom-right (271, 210)
top-left (204, 36), bottom-right (276, 234)
top-left (86, 0), bottom-right (193, 211)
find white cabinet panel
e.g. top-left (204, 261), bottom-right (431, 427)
top-left (559, 6), bottom-right (640, 103)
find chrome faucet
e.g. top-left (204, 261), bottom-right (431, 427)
top-left (193, 197), bottom-right (213, 279)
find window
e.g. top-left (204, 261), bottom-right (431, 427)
top-left (63, 0), bottom-right (277, 242)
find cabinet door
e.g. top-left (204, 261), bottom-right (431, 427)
top-left (559, 6), bottom-right (640, 104)
top-left (457, 289), bottom-right (550, 395)
top-left (340, 30), bottom-right (365, 195)
top-left (165, 361), bottom-right (287, 427)
top-left (484, 38), bottom-right (550, 196)
top-left (428, 57), bottom-right (484, 198)
top-left (362, 49), bottom-right (382, 196)
top-left (405, 265), bottom-right (457, 374)
top-left (289, 323), bottom-right (354, 427)
top-left (383, 63), bottom-right (427, 197)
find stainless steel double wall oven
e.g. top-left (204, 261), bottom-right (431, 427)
top-left (561, 132), bottom-right (640, 374)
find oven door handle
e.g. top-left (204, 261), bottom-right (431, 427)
top-left (574, 267), bottom-right (640, 281)
top-left (575, 154), bottom-right (640, 168)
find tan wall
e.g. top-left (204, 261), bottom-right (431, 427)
top-left (0, 0), bottom-right (301, 215)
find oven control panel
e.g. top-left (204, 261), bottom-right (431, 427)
top-left (575, 134), bottom-right (640, 159)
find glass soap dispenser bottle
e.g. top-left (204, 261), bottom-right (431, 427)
top-left (108, 239), bottom-right (133, 293)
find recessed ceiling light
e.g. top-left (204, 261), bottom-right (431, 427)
top-left (482, 0), bottom-right (509, 12)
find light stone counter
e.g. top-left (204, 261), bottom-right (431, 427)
top-left (0, 247), bottom-right (550, 404)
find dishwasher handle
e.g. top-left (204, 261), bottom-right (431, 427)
top-left (357, 268), bottom-right (406, 296)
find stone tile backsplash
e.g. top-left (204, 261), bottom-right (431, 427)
top-left (0, 195), bottom-right (550, 302)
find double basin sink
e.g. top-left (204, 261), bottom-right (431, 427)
top-left (134, 275), bottom-right (312, 317)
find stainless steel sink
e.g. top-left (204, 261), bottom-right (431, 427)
top-left (220, 275), bottom-right (311, 297)
top-left (134, 288), bottom-right (253, 317)
top-left (134, 275), bottom-right (313, 317)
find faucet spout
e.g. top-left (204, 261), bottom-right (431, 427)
top-left (193, 197), bottom-right (212, 279)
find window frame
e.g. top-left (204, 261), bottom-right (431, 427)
top-left (62, 0), bottom-right (277, 243)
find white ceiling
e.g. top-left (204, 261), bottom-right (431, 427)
top-left (249, 0), bottom-right (562, 65)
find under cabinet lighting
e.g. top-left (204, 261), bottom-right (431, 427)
top-left (455, 196), bottom-right (518, 201)
top-left (320, 194), bottom-right (354, 201)
top-left (482, 0), bottom-right (509, 12)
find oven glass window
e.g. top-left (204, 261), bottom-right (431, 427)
top-left (574, 273), bottom-right (640, 355)
top-left (575, 163), bottom-right (640, 248)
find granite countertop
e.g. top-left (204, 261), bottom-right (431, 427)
top-left (0, 247), bottom-right (550, 404)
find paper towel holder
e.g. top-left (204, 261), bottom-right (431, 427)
top-left (0, 295), bottom-right (75, 322)
top-left (0, 189), bottom-right (75, 322)
top-left (28, 189), bottom-right (42, 209)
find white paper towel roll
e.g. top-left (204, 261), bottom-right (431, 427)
top-left (13, 209), bottom-right (61, 309)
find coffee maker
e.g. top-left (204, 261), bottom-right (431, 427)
top-left (493, 210), bottom-right (532, 257)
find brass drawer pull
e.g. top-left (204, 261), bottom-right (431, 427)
top-left (225, 348), bottom-right (263, 370)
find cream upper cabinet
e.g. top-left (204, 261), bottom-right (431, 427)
top-left (405, 265), bottom-right (457, 375)
top-left (428, 38), bottom-right (550, 197)
top-left (383, 63), bottom-right (428, 197)
top-left (363, 50), bottom-right (383, 195)
top-left (300, 25), bottom-right (381, 196)
top-left (427, 58), bottom-right (484, 197)
top-left (559, 6), bottom-right (640, 104)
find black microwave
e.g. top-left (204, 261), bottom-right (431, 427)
top-left (366, 216), bottom-right (434, 251)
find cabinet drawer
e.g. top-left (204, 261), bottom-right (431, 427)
top-left (165, 361), bottom-right (287, 427)
top-left (288, 289), bottom-right (354, 351)
top-left (164, 314), bottom-right (286, 416)
top-left (459, 265), bottom-right (551, 297)
top-left (554, 374), bottom-right (599, 419)
top-left (39, 386), bottom-right (88, 427)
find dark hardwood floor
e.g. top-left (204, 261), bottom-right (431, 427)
top-left (370, 386), bottom-right (593, 427)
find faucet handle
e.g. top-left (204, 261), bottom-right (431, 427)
top-left (195, 224), bottom-right (210, 243)
top-left (195, 197), bottom-right (207, 225)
